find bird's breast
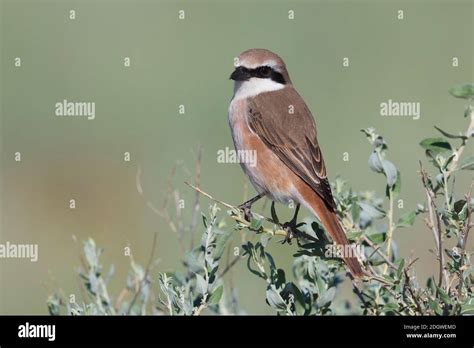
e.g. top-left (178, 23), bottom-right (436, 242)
top-left (227, 97), bottom-right (300, 204)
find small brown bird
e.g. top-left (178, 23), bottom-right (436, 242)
top-left (228, 48), bottom-right (363, 277)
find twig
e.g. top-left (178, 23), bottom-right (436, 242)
top-left (403, 268), bottom-right (423, 315)
top-left (420, 163), bottom-right (449, 289)
top-left (406, 257), bottom-right (420, 270)
top-left (136, 164), bottom-right (190, 253)
top-left (193, 293), bottom-right (208, 316)
top-left (191, 182), bottom-right (332, 246)
top-left (219, 256), bottom-right (241, 279)
top-left (445, 106), bottom-right (474, 178)
top-left (382, 189), bottom-right (395, 275)
top-left (459, 180), bottom-right (473, 293)
top-left (184, 182), bottom-right (294, 239)
top-left (126, 231), bottom-right (159, 314)
top-left (185, 182), bottom-right (234, 210)
top-left (461, 181), bottom-right (473, 258)
top-left (71, 235), bottom-right (89, 305)
top-left (351, 281), bottom-right (372, 313)
top-left (362, 235), bottom-right (397, 271)
top-left (174, 190), bottom-right (185, 252)
top-left (189, 145), bottom-right (203, 250)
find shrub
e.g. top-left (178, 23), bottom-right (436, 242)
top-left (48, 84), bottom-right (474, 315)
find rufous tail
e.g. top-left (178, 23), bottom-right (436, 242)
top-left (304, 192), bottom-right (364, 278)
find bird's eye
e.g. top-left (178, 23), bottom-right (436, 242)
top-left (259, 66), bottom-right (272, 77)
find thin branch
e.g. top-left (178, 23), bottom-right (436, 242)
top-left (126, 231), bottom-right (159, 314)
top-left (185, 182), bottom-right (234, 209)
top-left (445, 107), bottom-right (474, 178)
top-left (461, 180), bottom-right (473, 257)
top-left (459, 179), bottom-right (474, 293)
top-left (403, 268), bottom-right (423, 315)
top-left (189, 146), bottom-right (203, 250)
top-left (362, 235), bottom-right (397, 271)
top-left (382, 188), bottom-right (395, 275)
top-left (420, 163), bottom-right (448, 289)
top-left (351, 281), bottom-right (372, 313)
top-left (184, 182), bottom-right (297, 240)
top-left (219, 256), bottom-right (241, 279)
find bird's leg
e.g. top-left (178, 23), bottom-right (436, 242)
top-left (282, 203), bottom-right (305, 243)
top-left (238, 193), bottom-right (265, 221)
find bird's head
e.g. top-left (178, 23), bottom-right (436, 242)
top-left (230, 48), bottom-right (291, 99)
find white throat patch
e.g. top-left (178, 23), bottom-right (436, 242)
top-left (232, 78), bottom-right (285, 100)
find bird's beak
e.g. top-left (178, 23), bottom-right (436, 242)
top-left (229, 67), bottom-right (251, 81)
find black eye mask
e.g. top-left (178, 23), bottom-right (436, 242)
top-left (230, 66), bottom-right (286, 84)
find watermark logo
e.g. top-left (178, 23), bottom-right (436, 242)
top-left (18, 322), bottom-right (55, 341)
top-left (380, 99), bottom-right (420, 120)
top-left (0, 241), bottom-right (38, 262)
top-left (217, 147), bottom-right (257, 167)
top-left (55, 99), bottom-right (95, 120)
top-left (325, 244), bottom-right (365, 260)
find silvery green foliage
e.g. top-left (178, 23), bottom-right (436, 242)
top-left (49, 84), bottom-right (473, 316)
top-left (362, 127), bottom-right (399, 188)
top-left (239, 220), bottom-right (346, 315)
top-left (48, 238), bottom-right (116, 315)
top-left (48, 205), bottom-right (240, 315)
top-left (156, 204), bottom-right (230, 315)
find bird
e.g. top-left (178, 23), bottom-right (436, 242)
top-left (228, 48), bottom-right (364, 278)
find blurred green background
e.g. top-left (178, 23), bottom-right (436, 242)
top-left (0, 0), bottom-right (472, 314)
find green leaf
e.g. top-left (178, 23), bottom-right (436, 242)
top-left (397, 211), bottom-right (417, 228)
top-left (358, 202), bottom-right (386, 219)
top-left (460, 155), bottom-right (474, 170)
top-left (249, 216), bottom-right (263, 231)
top-left (426, 277), bottom-right (436, 295)
top-left (434, 126), bottom-right (468, 140)
top-left (264, 252), bottom-right (277, 272)
top-left (453, 199), bottom-right (467, 214)
top-left (464, 105), bottom-right (473, 118)
top-left (381, 302), bottom-right (399, 313)
top-left (361, 128), bottom-right (377, 143)
top-left (382, 160), bottom-right (397, 187)
top-left (315, 274), bottom-right (327, 295)
top-left (461, 298), bottom-right (474, 315)
top-left (374, 136), bottom-right (387, 151)
top-left (208, 285), bottom-right (223, 305)
top-left (316, 287), bottom-right (336, 307)
top-left (245, 256), bottom-right (265, 279)
top-left (284, 283), bottom-right (306, 315)
top-left (387, 170), bottom-right (402, 198)
top-left (195, 273), bottom-right (207, 295)
top-left (419, 138), bottom-right (452, 154)
top-left (367, 232), bottom-right (386, 244)
top-left (346, 231), bottom-right (362, 241)
top-left (368, 151), bottom-right (383, 173)
top-left (266, 286), bottom-right (287, 311)
top-left (83, 238), bottom-right (99, 268)
top-left (260, 233), bottom-right (272, 247)
top-left (437, 286), bottom-right (451, 305)
top-left (428, 298), bottom-right (443, 315)
top-left (462, 266), bottom-right (473, 280)
top-left (443, 153), bottom-right (456, 170)
top-left (448, 83), bottom-right (474, 99)
top-left (274, 269), bottom-right (286, 289)
top-left (396, 259), bottom-right (405, 279)
top-left (213, 229), bottom-right (233, 261)
top-left (350, 201), bottom-right (361, 222)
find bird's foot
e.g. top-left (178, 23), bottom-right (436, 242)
top-left (281, 219), bottom-right (306, 244)
top-left (238, 203), bottom-right (253, 222)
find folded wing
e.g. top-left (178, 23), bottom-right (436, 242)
top-left (247, 87), bottom-right (337, 211)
